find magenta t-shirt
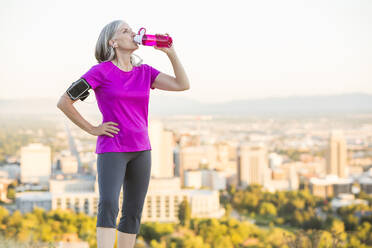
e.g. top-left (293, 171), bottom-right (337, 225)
top-left (80, 60), bottom-right (161, 153)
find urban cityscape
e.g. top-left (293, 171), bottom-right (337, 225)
top-left (0, 110), bottom-right (371, 247)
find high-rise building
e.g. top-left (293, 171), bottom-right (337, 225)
top-left (149, 120), bottom-right (175, 178)
top-left (237, 144), bottom-right (269, 188)
top-left (289, 164), bottom-right (299, 190)
top-left (59, 155), bottom-right (78, 174)
top-left (326, 130), bottom-right (347, 178)
top-left (173, 146), bottom-right (180, 177)
top-left (20, 143), bottom-right (51, 185)
top-left (178, 145), bottom-right (219, 186)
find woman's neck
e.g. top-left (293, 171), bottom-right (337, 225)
top-left (113, 60), bottom-right (132, 71)
top-left (114, 53), bottom-right (132, 71)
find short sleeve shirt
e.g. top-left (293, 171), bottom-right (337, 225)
top-left (80, 60), bottom-right (161, 153)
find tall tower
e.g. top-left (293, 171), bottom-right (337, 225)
top-left (148, 119), bottom-right (174, 178)
top-left (238, 144), bottom-right (268, 188)
top-left (20, 143), bottom-right (51, 185)
top-left (326, 130), bottom-right (347, 178)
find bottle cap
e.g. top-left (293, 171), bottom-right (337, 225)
top-left (134, 27), bottom-right (146, 45)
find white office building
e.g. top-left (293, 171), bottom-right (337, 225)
top-left (142, 177), bottom-right (225, 222)
top-left (16, 176), bottom-right (225, 223)
top-left (184, 169), bottom-right (226, 190)
top-left (20, 143), bottom-right (51, 185)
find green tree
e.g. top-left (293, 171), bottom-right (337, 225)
top-left (292, 210), bottom-right (304, 227)
top-left (198, 219), bottom-right (230, 247)
top-left (181, 234), bottom-right (209, 248)
top-left (150, 239), bottom-right (166, 248)
top-left (224, 203), bottom-right (232, 219)
top-left (356, 222), bottom-right (372, 245)
top-left (0, 206), bottom-right (10, 224)
top-left (258, 202), bottom-right (277, 217)
top-left (343, 214), bottom-right (359, 231)
top-left (6, 210), bottom-right (23, 238)
top-left (6, 187), bottom-right (16, 200)
top-left (242, 192), bottom-right (259, 212)
top-left (178, 199), bottom-right (191, 228)
top-left (140, 222), bottom-right (174, 243)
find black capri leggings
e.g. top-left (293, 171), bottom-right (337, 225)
top-left (96, 150), bottom-right (151, 234)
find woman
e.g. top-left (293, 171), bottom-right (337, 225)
top-left (57, 20), bottom-right (190, 248)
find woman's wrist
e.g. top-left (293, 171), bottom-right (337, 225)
top-left (166, 48), bottom-right (177, 58)
top-left (87, 124), bottom-right (96, 134)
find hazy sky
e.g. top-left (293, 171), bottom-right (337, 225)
top-left (0, 0), bottom-right (371, 103)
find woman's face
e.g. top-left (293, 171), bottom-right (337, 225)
top-left (111, 22), bottom-right (138, 51)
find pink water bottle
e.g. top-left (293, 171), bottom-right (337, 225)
top-left (134, 27), bottom-right (173, 48)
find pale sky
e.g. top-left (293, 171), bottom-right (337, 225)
top-left (0, 0), bottom-right (371, 103)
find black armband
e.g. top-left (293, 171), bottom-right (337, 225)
top-left (66, 78), bottom-right (92, 101)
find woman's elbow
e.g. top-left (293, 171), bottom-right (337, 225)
top-left (182, 81), bottom-right (190, 91)
top-left (57, 93), bottom-right (75, 108)
top-left (56, 97), bottom-right (64, 109)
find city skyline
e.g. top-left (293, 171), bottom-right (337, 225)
top-left (1, 107), bottom-right (371, 246)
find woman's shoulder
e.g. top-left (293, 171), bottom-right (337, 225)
top-left (96, 60), bottom-right (112, 69)
top-left (139, 63), bottom-right (156, 71)
top-left (90, 61), bottom-right (115, 76)
top-left (135, 63), bottom-right (152, 73)
top-left (137, 63), bottom-right (147, 69)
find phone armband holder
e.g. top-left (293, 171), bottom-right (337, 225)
top-left (66, 78), bottom-right (92, 101)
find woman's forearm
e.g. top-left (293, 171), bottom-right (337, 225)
top-left (167, 51), bottom-right (190, 90)
top-left (57, 96), bottom-right (95, 134)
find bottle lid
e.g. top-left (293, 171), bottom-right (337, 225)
top-left (134, 27), bottom-right (146, 45)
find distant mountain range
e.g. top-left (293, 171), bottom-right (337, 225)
top-left (0, 93), bottom-right (371, 117)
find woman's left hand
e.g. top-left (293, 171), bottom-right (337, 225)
top-left (154, 33), bottom-right (176, 56)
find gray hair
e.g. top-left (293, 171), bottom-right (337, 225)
top-left (95, 20), bottom-right (142, 66)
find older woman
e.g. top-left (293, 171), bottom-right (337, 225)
top-left (57, 19), bottom-right (190, 248)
